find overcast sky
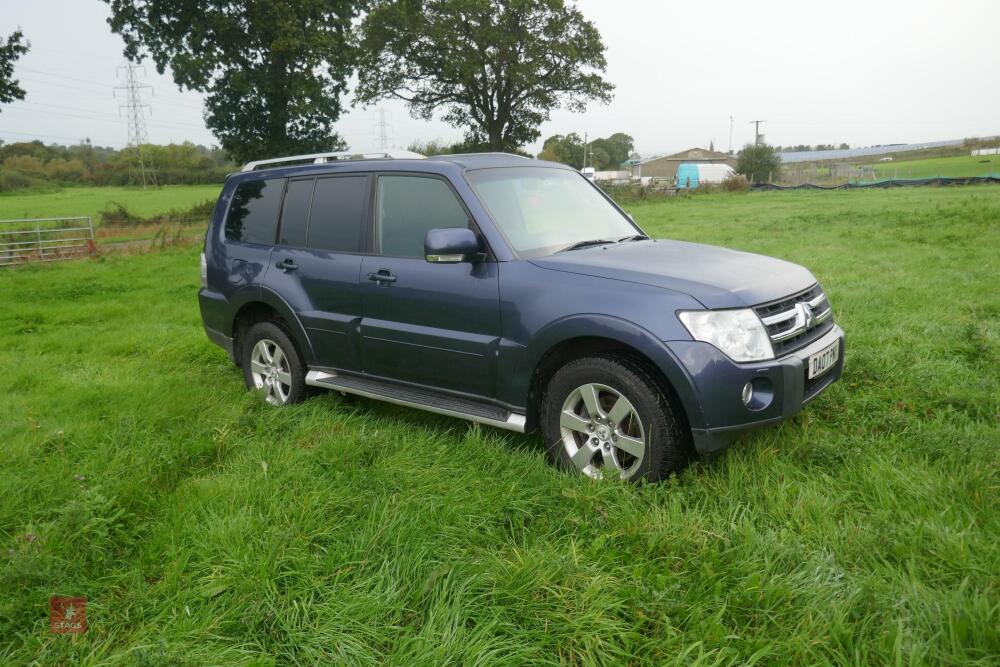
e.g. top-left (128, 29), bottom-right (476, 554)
top-left (2, 0), bottom-right (998, 156)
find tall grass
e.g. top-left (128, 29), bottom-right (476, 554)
top-left (1, 187), bottom-right (998, 664)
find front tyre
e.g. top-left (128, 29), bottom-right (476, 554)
top-left (241, 321), bottom-right (308, 406)
top-left (541, 355), bottom-right (690, 482)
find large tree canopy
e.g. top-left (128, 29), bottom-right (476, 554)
top-left (356, 0), bottom-right (613, 152)
top-left (0, 29), bottom-right (30, 112)
top-left (103, 0), bottom-right (361, 163)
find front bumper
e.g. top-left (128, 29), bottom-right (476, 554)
top-left (669, 324), bottom-right (845, 455)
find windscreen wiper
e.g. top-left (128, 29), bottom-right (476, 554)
top-left (617, 234), bottom-right (650, 242)
top-left (559, 238), bottom-right (618, 252)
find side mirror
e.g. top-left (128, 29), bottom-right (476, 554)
top-left (425, 228), bottom-right (480, 263)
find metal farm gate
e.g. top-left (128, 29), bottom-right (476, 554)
top-left (0, 217), bottom-right (96, 267)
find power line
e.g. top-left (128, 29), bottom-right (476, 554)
top-left (19, 66), bottom-right (131, 91)
top-left (3, 104), bottom-right (208, 132)
top-left (20, 75), bottom-right (207, 111)
top-left (114, 61), bottom-right (157, 187)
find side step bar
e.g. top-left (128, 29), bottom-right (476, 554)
top-left (305, 370), bottom-right (527, 433)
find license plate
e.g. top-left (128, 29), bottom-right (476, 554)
top-left (807, 341), bottom-right (839, 379)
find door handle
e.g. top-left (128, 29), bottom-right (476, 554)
top-left (276, 258), bottom-right (298, 272)
top-left (367, 269), bottom-right (397, 284)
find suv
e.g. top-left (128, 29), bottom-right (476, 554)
top-left (199, 151), bottom-right (844, 481)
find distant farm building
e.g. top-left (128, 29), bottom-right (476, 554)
top-left (674, 163), bottom-right (737, 189)
top-left (632, 148), bottom-right (737, 181)
top-left (592, 169), bottom-right (631, 183)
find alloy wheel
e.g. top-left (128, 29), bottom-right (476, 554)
top-left (249, 338), bottom-right (292, 405)
top-left (559, 383), bottom-right (646, 479)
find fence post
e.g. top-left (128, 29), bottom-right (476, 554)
top-left (86, 217), bottom-right (97, 256)
top-left (36, 222), bottom-right (43, 261)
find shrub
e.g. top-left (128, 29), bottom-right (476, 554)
top-left (98, 199), bottom-right (216, 226)
top-left (2, 155), bottom-right (46, 177)
top-left (45, 158), bottom-right (89, 182)
top-left (720, 174), bottom-right (750, 192)
top-left (0, 168), bottom-right (38, 192)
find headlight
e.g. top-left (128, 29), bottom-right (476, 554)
top-left (678, 309), bottom-right (774, 362)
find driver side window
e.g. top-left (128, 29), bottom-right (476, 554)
top-left (375, 175), bottom-right (469, 258)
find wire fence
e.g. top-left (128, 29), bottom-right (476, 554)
top-left (753, 175), bottom-right (1000, 191)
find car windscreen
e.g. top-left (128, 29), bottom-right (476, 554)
top-left (466, 167), bottom-right (638, 258)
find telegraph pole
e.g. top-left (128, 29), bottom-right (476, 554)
top-left (729, 115), bottom-right (734, 153)
top-left (749, 119), bottom-right (766, 146)
top-left (114, 61), bottom-right (156, 188)
top-left (374, 108), bottom-right (391, 150)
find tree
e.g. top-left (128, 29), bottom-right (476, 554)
top-left (406, 139), bottom-right (461, 156)
top-left (102, 1), bottom-right (362, 163)
top-left (357, 0), bottom-right (613, 152)
top-left (539, 133), bottom-right (585, 168)
top-left (589, 132), bottom-right (633, 169)
top-left (737, 144), bottom-right (781, 184)
top-left (0, 29), bottom-right (30, 111)
top-left (539, 131), bottom-right (632, 170)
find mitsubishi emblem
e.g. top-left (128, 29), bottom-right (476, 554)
top-left (800, 302), bottom-right (815, 329)
top-left (794, 301), bottom-right (816, 331)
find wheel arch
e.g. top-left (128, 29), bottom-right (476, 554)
top-left (522, 317), bottom-right (704, 433)
top-left (231, 289), bottom-right (315, 367)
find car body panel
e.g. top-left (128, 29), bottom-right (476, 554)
top-left (529, 239), bottom-right (817, 309)
top-left (358, 256), bottom-right (501, 396)
top-left (265, 247), bottom-right (365, 370)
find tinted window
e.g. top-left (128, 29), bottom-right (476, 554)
top-left (307, 176), bottom-right (366, 253)
top-left (225, 178), bottom-right (283, 244)
top-left (278, 179), bottom-right (314, 247)
top-left (376, 176), bottom-right (468, 258)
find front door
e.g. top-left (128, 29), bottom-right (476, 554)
top-left (359, 174), bottom-right (500, 398)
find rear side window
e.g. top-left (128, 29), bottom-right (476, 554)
top-left (308, 176), bottom-right (367, 252)
top-left (375, 175), bottom-right (468, 258)
top-left (225, 178), bottom-right (283, 244)
top-left (278, 179), bottom-right (314, 247)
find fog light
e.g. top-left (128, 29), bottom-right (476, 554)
top-left (741, 381), bottom-right (753, 406)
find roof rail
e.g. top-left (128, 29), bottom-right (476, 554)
top-left (241, 149), bottom-right (426, 172)
top-left (434, 152), bottom-right (531, 160)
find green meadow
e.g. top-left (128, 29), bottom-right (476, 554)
top-left (0, 184), bottom-right (221, 223)
top-left (1, 186), bottom-right (998, 664)
top-left (870, 153), bottom-right (999, 180)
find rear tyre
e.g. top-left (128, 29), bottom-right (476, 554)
top-left (541, 355), bottom-right (690, 482)
top-left (240, 321), bottom-right (308, 406)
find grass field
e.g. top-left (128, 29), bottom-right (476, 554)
top-left (2, 187), bottom-right (999, 664)
top-left (0, 184), bottom-right (221, 223)
top-left (870, 154), bottom-right (999, 180)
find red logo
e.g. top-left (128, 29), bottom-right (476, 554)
top-left (50, 596), bottom-right (87, 634)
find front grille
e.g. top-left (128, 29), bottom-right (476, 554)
top-left (754, 283), bottom-right (834, 356)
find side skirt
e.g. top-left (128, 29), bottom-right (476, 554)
top-left (305, 370), bottom-right (527, 433)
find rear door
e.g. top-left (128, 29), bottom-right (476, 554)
top-left (267, 174), bottom-right (370, 370)
top-left (359, 174), bottom-right (501, 398)
top-left (218, 177), bottom-right (284, 293)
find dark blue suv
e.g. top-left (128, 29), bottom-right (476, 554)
top-left (199, 151), bottom-right (844, 481)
